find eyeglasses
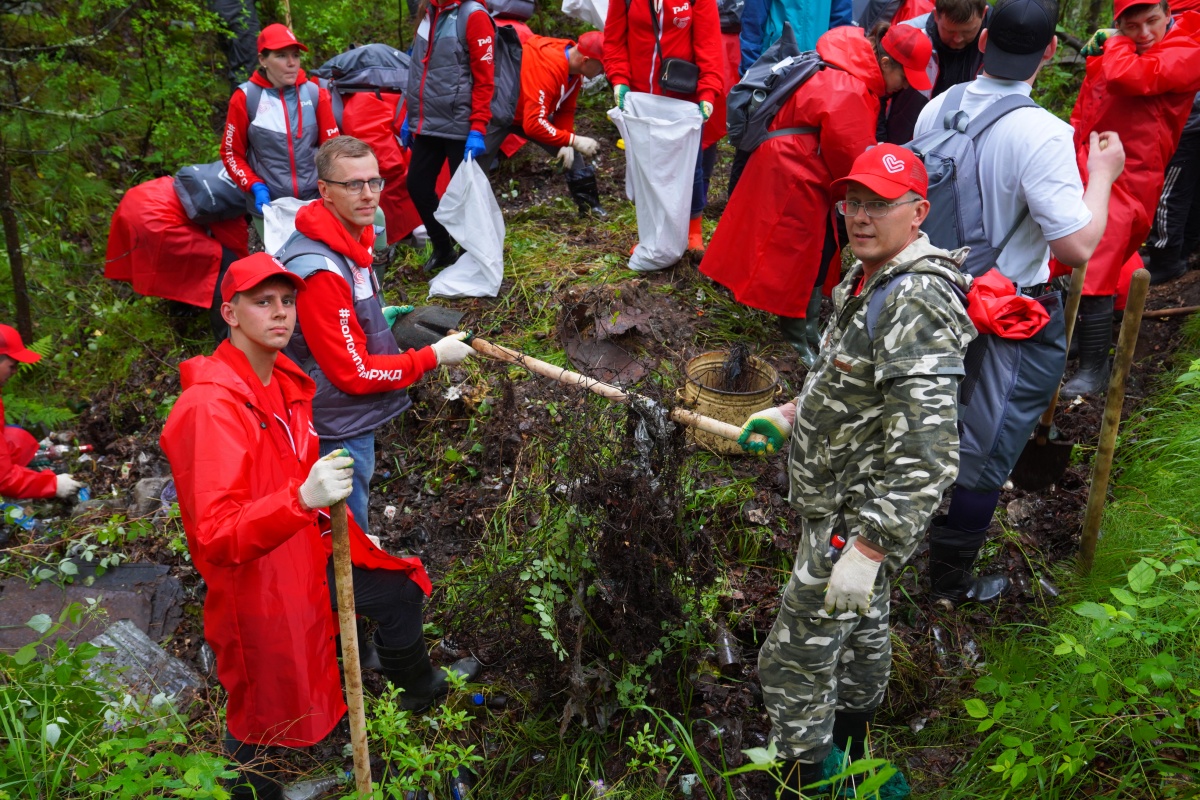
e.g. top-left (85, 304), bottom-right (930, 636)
top-left (835, 198), bottom-right (921, 218)
top-left (323, 178), bottom-right (385, 194)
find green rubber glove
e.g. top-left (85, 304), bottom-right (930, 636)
top-left (738, 407), bottom-right (791, 455)
top-left (699, 100), bottom-right (713, 121)
top-left (382, 305), bottom-right (414, 326)
top-left (1081, 28), bottom-right (1117, 56)
top-left (614, 84), bottom-right (630, 110)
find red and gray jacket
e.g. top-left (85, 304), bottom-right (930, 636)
top-left (222, 70), bottom-right (340, 203)
top-left (407, 0), bottom-right (497, 139)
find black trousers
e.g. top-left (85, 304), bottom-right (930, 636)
top-left (406, 133), bottom-right (467, 252)
top-left (1148, 98), bottom-right (1200, 258)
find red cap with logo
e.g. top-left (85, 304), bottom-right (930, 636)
top-left (1112, 0), bottom-right (1157, 19)
top-left (0, 325), bottom-right (40, 364)
top-left (881, 25), bottom-right (934, 92)
top-left (832, 144), bottom-right (929, 200)
top-left (220, 252), bottom-right (307, 303)
top-left (257, 23), bottom-right (308, 53)
top-left (576, 31), bottom-right (605, 60)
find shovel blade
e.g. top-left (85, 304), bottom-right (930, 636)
top-left (1009, 436), bottom-right (1075, 492)
top-left (391, 306), bottom-right (466, 351)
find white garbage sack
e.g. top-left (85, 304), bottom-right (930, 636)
top-left (562, 0), bottom-right (607, 29)
top-left (607, 93), bottom-right (703, 272)
top-left (428, 156), bottom-right (505, 299)
top-left (262, 197), bottom-right (315, 254)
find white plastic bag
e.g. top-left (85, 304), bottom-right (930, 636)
top-left (262, 197), bottom-right (315, 254)
top-left (607, 93), bottom-right (702, 272)
top-left (562, 0), bottom-right (607, 28)
top-left (428, 156), bottom-right (505, 299)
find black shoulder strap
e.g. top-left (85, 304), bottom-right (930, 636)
top-left (864, 257), bottom-right (966, 340)
top-left (244, 82), bottom-right (263, 124)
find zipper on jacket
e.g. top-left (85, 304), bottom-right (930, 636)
top-left (280, 88), bottom-right (300, 197)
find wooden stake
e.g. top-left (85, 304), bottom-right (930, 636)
top-left (1079, 269), bottom-right (1150, 574)
top-left (1143, 304), bottom-right (1200, 319)
top-left (331, 499), bottom-right (373, 798)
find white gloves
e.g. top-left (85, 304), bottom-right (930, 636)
top-left (299, 449), bottom-right (354, 510)
top-left (571, 134), bottom-right (599, 158)
top-left (824, 538), bottom-right (883, 615)
top-left (55, 473), bottom-right (82, 499)
top-left (556, 146), bottom-right (576, 171)
top-left (431, 331), bottom-right (475, 366)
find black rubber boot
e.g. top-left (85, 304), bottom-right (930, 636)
top-left (804, 291), bottom-right (824, 352)
top-left (1061, 295), bottom-right (1115, 397)
top-left (778, 759), bottom-right (827, 799)
top-left (566, 169), bottom-right (607, 219)
top-left (779, 315), bottom-right (817, 369)
top-left (927, 517), bottom-right (1009, 606)
top-left (832, 708), bottom-right (876, 763)
top-left (374, 633), bottom-right (482, 712)
top-left (421, 243), bottom-right (458, 275)
top-left (1144, 245), bottom-right (1187, 285)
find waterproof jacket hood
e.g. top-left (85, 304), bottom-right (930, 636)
top-left (816, 24), bottom-right (886, 99)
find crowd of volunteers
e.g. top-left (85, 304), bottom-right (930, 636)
top-left (1, 0), bottom-right (1174, 794)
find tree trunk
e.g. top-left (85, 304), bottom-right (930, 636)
top-left (0, 155), bottom-right (33, 342)
top-left (1083, 0), bottom-right (1107, 36)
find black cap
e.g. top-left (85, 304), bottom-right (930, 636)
top-left (983, 0), bottom-right (1059, 81)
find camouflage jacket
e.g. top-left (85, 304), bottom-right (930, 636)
top-left (787, 233), bottom-right (976, 578)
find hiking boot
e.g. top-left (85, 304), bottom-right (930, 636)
top-left (422, 244), bottom-right (458, 275)
top-left (566, 170), bottom-right (606, 218)
top-left (777, 758), bottom-right (827, 799)
top-left (927, 542), bottom-right (1009, 606)
top-left (1062, 294), bottom-right (1115, 397)
top-left (779, 315), bottom-right (817, 369)
top-left (374, 633), bottom-right (481, 712)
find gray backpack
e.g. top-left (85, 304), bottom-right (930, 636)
top-left (314, 43), bottom-right (411, 127)
top-left (726, 24), bottom-right (825, 153)
top-left (460, 0), bottom-right (523, 136)
top-left (173, 161), bottom-right (246, 224)
top-left (904, 83), bottom-right (1038, 278)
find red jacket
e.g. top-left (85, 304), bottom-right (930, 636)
top-left (701, 26), bottom-right (884, 316)
top-left (603, 0), bottom-right (725, 106)
top-left (221, 70), bottom-right (340, 193)
top-left (1068, 12), bottom-right (1200, 296)
top-left (0, 394), bottom-right (56, 499)
top-left (160, 342), bottom-right (430, 747)
top-left (514, 36), bottom-right (582, 148)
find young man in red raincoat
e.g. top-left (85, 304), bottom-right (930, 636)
top-left (1059, 0), bottom-right (1200, 396)
top-left (160, 254), bottom-right (465, 799)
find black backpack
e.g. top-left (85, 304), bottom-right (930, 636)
top-left (459, 0), bottom-right (523, 136)
top-left (718, 0), bottom-right (745, 33)
top-left (314, 43), bottom-right (412, 128)
top-left (726, 24), bottom-right (825, 153)
top-left (488, 0), bottom-right (535, 20)
top-left (173, 161), bottom-right (246, 224)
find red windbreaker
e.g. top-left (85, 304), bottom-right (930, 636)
top-left (701, 26), bottom-right (885, 317)
top-left (221, 69), bottom-right (341, 193)
top-left (603, 0), bottom-right (725, 106)
top-left (0, 395), bottom-right (56, 499)
top-left (160, 342), bottom-right (429, 747)
top-left (514, 36), bottom-right (582, 148)
top-left (1068, 12), bottom-right (1200, 296)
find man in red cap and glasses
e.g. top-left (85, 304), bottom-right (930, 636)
top-left (506, 31), bottom-right (609, 217)
top-left (0, 325), bottom-right (82, 503)
top-left (737, 144), bottom-right (975, 797)
top-left (160, 253), bottom-right (465, 799)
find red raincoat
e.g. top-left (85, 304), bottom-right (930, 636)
top-left (603, 0), bottom-right (725, 107)
top-left (0, 395), bottom-right (56, 499)
top-left (104, 177), bottom-right (249, 308)
top-left (1067, 12), bottom-right (1200, 297)
top-left (160, 341), bottom-right (430, 747)
top-left (338, 92), bottom-right (423, 243)
top-left (701, 26), bottom-right (885, 317)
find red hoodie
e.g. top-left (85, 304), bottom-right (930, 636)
top-left (222, 69), bottom-right (341, 192)
top-left (0, 394), bottom-right (56, 499)
top-left (514, 36), bottom-right (582, 148)
top-left (603, 0), bottom-right (725, 106)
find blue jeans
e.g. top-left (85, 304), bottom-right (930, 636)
top-left (691, 142), bottom-right (719, 218)
top-left (320, 433), bottom-right (375, 533)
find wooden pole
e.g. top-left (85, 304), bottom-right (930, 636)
top-left (331, 500), bottom-right (373, 798)
top-left (1079, 269), bottom-right (1150, 574)
top-left (1143, 305), bottom-right (1200, 319)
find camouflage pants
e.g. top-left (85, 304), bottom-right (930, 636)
top-left (758, 516), bottom-right (893, 764)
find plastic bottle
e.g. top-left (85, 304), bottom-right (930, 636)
top-left (34, 444), bottom-right (93, 460)
top-left (448, 766), bottom-right (474, 800)
top-left (825, 533), bottom-right (847, 563)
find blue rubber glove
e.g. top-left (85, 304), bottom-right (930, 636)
top-left (464, 130), bottom-right (486, 161)
top-left (251, 183), bottom-right (271, 215)
top-left (399, 116), bottom-right (413, 149)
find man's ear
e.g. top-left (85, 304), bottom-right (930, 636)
top-left (912, 199), bottom-right (931, 228)
top-left (221, 301), bottom-right (239, 328)
top-left (1044, 34), bottom-right (1058, 62)
top-left (978, 28), bottom-right (988, 54)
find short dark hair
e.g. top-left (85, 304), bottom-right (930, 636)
top-left (1117, 0), bottom-right (1170, 21)
top-left (316, 137), bottom-right (376, 180)
top-left (935, 0), bottom-right (988, 24)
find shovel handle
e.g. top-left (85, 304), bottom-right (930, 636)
top-left (1033, 263), bottom-right (1088, 441)
top-left (330, 500), bottom-right (373, 799)
top-left (458, 332), bottom-right (767, 447)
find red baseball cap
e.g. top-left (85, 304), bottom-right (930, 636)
top-left (0, 325), bottom-right (40, 364)
top-left (576, 31), bottom-right (605, 61)
top-left (1112, 0), bottom-right (1157, 19)
top-left (220, 252), bottom-right (306, 303)
top-left (257, 23), bottom-right (308, 53)
top-left (832, 144), bottom-right (929, 200)
top-left (882, 25), bottom-right (934, 92)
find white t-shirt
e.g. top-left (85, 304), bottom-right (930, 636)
top-left (915, 76), bottom-right (1091, 288)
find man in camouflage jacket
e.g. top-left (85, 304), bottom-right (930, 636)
top-left (738, 144), bottom-right (976, 797)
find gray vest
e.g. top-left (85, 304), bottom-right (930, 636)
top-left (241, 80), bottom-right (322, 203)
top-left (407, 0), bottom-right (494, 139)
top-left (278, 231), bottom-right (411, 439)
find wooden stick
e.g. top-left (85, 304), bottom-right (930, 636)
top-left (464, 334), bottom-right (767, 447)
top-left (331, 500), bottom-right (373, 798)
top-left (1079, 269), bottom-right (1150, 574)
top-left (1143, 304), bottom-right (1200, 319)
